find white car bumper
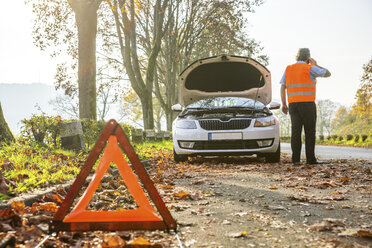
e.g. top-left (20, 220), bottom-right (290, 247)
top-left (173, 120), bottom-right (280, 156)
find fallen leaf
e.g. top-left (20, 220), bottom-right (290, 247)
top-left (101, 234), bottom-right (126, 247)
top-left (28, 215), bottom-right (53, 225)
top-left (338, 229), bottom-right (357, 237)
top-left (357, 229), bottom-right (372, 238)
top-left (340, 177), bottom-right (351, 183)
top-left (234, 212), bottom-right (248, 217)
top-left (0, 209), bottom-right (23, 227)
top-left (161, 184), bottom-right (174, 190)
top-left (192, 180), bottom-right (205, 185)
top-left (0, 223), bottom-right (14, 232)
top-left (42, 193), bottom-right (63, 204)
top-left (31, 202), bottom-right (58, 213)
top-left (17, 225), bottom-right (44, 242)
top-left (128, 236), bottom-right (151, 245)
top-left (11, 201), bottom-right (25, 216)
top-left (269, 186), bottom-right (278, 190)
top-left (173, 190), bottom-right (190, 199)
top-left (308, 218), bottom-right (345, 232)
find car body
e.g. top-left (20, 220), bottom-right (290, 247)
top-left (172, 55), bottom-right (280, 162)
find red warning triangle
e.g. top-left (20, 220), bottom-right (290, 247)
top-left (49, 119), bottom-right (176, 232)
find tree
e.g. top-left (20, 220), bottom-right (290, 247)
top-left (331, 106), bottom-right (349, 131)
top-left (28, 0), bottom-right (103, 120)
top-left (353, 57), bottom-right (372, 119)
top-left (118, 88), bottom-right (143, 127)
top-left (0, 102), bottom-right (14, 143)
top-left (49, 94), bottom-right (80, 119)
top-left (154, 0), bottom-right (267, 130)
top-left (70, 0), bottom-right (103, 120)
top-left (108, 0), bottom-right (170, 129)
top-left (316, 99), bottom-right (337, 136)
top-left (275, 110), bottom-right (291, 137)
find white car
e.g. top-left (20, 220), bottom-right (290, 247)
top-left (172, 55), bottom-right (280, 162)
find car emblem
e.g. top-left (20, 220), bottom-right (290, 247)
top-left (219, 117), bottom-right (231, 122)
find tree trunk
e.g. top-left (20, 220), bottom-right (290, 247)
top-left (71, 0), bottom-right (102, 120)
top-left (165, 109), bottom-right (172, 131)
top-left (0, 102), bottom-right (14, 143)
top-left (140, 91), bottom-right (155, 130)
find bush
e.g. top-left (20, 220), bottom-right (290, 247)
top-left (20, 114), bottom-right (61, 146)
top-left (319, 135), bottom-right (325, 141)
top-left (362, 135), bottom-right (368, 142)
top-left (81, 120), bottom-right (107, 149)
top-left (332, 135), bottom-right (338, 140)
top-left (354, 134), bottom-right (360, 142)
top-left (346, 134), bottom-right (353, 141)
top-left (327, 135), bottom-right (332, 140)
top-left (338, 136), bottom-right (344, 141)
top-left (21, 117), bottom-right (135, 150)
top-left (81, 120), bottom-right (133, 150)
top-left (119, 123), bottom-right (132, 139)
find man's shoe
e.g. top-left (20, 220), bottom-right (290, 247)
top-left (306, 160), bottom-right (325, 165)
top-left (292, 161), bottom-right (301, 166)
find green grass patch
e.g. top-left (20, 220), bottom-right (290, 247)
top-left (317, 138), bottom-right (372, 148)
top-left (0, 141), bottom-right (84, 195)
top-left (133, 140), bottom-right (173, 160)
top-left (0, 140), bottom-right (173, 196)
top-left (281, 137), bottom-right (372, 147)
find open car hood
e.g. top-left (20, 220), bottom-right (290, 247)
top-left (179, 55), bottom-right (271, 106)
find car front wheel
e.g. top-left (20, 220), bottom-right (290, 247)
top-left (173, 149), bottom-right (188, 162)
top-left (264, 143), bottom-right (280, 163)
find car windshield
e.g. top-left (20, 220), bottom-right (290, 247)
top-left (187, 97), bottom-right (265, 110)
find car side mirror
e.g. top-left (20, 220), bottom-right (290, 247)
top-left (171, 104), bottom-right (183, 112)
top-left (269, 101), bottom-right (281, 110)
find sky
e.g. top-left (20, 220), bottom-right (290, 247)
top-left (248, 0), bottom-right (372, 106)
top-left (0, 0), bottom-right (371, 114)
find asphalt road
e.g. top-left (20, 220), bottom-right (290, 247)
top-left (281, 142), bottom-right (372, 161)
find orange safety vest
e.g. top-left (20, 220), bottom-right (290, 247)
top-left (285, 63), bottom-right (316, 103)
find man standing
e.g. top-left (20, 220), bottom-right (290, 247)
top-left (280, 48), bottom-right (331, 165)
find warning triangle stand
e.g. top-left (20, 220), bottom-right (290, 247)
top-left (49, 119), bottom-right (177, 232)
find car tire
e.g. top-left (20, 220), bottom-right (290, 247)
top-left (173, 149), bottom-right (188, 162)
top-left (264, 143), bottom-right (280, 163)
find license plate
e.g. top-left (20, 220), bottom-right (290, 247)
top-left (208, 132), bottom-right (243, 140)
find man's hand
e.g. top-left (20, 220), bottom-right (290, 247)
top-left (280, 84), bottom-right (288, 114)
top-left (308, 58), bottom-right (317, 65)
top-left (282, 104), bottom-right (288, 115)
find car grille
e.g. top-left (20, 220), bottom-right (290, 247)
top-left (193, 140), bottom-right (259, 150)
top-left (199, 119), bottom-right (251, 130)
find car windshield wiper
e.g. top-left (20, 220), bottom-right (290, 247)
top-left (217, 106), bottom-right (265, 111)
top-left (179, 108), bottom-right (210, 117)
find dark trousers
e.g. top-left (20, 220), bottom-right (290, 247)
top-left (288, 102), bottom-right (317, 163)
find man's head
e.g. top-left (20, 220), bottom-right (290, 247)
top-left (296, 48), bottom-right (310, 61)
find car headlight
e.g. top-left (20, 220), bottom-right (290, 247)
top-left (254, 116), bottom-right (276, 127)
top-left (176, 120), bottom-right (197, 129)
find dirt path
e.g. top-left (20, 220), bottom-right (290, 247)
top-left (165, 155), bottom-right (372, 247)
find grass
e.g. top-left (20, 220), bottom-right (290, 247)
top-left (134, 140), bottom-right (173, 159)
top-left (0, 141), bottom-right (84, 195)
top-left (280, 137), bottom-right (372, 148)
top-left (316, 138), bottom-right (372, 148)
top-left (0, 139), bottom-right (173, 196)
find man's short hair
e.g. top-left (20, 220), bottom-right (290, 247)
top-left (296, 48), bottom-right (310, 61)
